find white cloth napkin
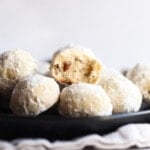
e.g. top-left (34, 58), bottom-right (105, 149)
top-left (0, 123), bottom-right (150, 150)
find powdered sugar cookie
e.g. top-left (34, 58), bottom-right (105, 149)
top-left (126, 63), bottom-right (150, 103)
top-left (100, 70), bottom-right (142, 113)
top-left (10, 74), bottom-right (60, 116)
top-left (50, 45), bottom-right (102, 84)
top-left (59, 83), bottom-right (112, 117)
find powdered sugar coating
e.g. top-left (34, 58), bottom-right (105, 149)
top-left (0, 49), bottom-right (37, 81)
top-left (10, 74), bottom-right (60, 116)
top-left (100, 70), bottom-right (142, 113)
top-left (0, 49), bottom-right (37, 96)
top-left (59, 83), bottom-right (112, 117)
top-left (126, 63), bottom-right (150, 103)
top-left (57, 43), bottom-right (96, 59)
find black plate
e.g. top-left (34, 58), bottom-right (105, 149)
top-left (0, 102), bottom-right (150, 141)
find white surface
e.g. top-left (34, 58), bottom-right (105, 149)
top-left (1, 124), bottom-right (150, 149)
top-left (0, 0), bottom-right (150, 69)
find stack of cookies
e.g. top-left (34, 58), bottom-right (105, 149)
top-left (0, 45), bottom-right (146, 117)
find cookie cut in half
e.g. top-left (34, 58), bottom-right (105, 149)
top-left (50, 45), bottom-right (102, 84)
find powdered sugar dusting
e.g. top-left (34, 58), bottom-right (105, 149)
top-left (57, 43), bottom-right (96, 59)
top-left (59, 83), bottom-right (112, 117)
top-left (126, 63), bottom-right (150, 102)
top-left (100, 70), bottom-right (142, 113)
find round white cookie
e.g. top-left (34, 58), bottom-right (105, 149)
top-left (100, 70), bottom-right (142, 113)
top-left (10, 74), bottom-right (60, 116)
top-left (126, 63), bottom-right (150, 103)
top-left (0, 49), bottom-right (37, 96)
top-left (59, 83), bottom-right (113, 117)
top-left (50, 45), bottom-right (102, 84)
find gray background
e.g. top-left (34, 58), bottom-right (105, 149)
top-left (0, 0), bottom-right (149, 69)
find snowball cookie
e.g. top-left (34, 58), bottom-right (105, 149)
top-left (126, 63), bottom-right (150, 103)
top-left (50, 45), bottom-right (102, 84)
top-left (100, 70), bottom-right (142, 113)
top-left (10, 74), bottom-right (60, 116)
top-left (59, 83), bottom-right (113, 117)
top-left (0, 49), bottom-right (37, 96)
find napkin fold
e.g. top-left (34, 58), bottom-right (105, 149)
top-left (1, 123), bottom-right (150, 150)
